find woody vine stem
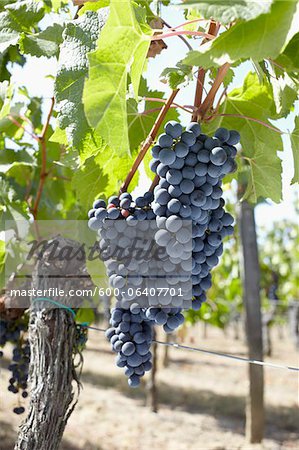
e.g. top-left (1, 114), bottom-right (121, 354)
top-left (120, 19), bottom-right (224, 194)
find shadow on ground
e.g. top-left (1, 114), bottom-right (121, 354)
top-left (81, 369), bottom-right (299, 442)
top-left (0, 419), bottom-right (97, 450)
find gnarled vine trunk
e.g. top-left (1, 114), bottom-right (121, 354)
top-left (15, 236), bottom-right (88, 450)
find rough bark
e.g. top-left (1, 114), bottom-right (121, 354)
top-left (239, 200), bottom-right (264, 444)
top-left (15, 236), bottom-right (87, 450)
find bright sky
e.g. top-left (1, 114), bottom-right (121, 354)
top-left (9, 4), bottom-right (298, 229)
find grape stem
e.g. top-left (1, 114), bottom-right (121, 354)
top-left (149, 174), bottom-right (159, 192)
top-left (162, 19), bottom-right (193, 51)
top-left (142, 98), bottom-right (193, 114)
top-left (191, 21), bottom-right (220, 122)
top-left (198, 63), bottom-right (231, 119)
top-left (119, 89), bottom-right (179, 194)
top-left (151, 30), bottom-right (215, 41)
top-left (7, 115), bottom-right (38, 141)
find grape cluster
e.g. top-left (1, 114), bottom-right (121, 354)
top-left (88, 191), bottom-right (155, 231)
top-left (105, 304), bottom-right (152, 387)
top-left (87, 121), bottom-right (239, 388)
top-left (0, 318), bottom-right (29, 414)
top-left (145, 306), bottom-right (185, 333)
top-left (150, 121), bottom-right (238, 308)
top-left (88, 191), bottom-right (189, 311)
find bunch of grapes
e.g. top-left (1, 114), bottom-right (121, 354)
top-left (105, 304), bottom-right (152, 387)
top-left (150, 121), bottom-right (238, 308)
top-left (87, 121), bottom-right (239, 387)
top-left (0, 318), bottom-right (30, 414)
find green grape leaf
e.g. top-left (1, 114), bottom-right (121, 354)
top-left (0, 1), bottom-right (45, 53)
top-left (5, 161), bottom-right (32, 186)
top-left (5, 0), bottom-right (44, 28)
top-left (79, 0), bottom-right (110, 16)
top-left (183, 1), bottom-right (299, 68)
top-left (19, 23), bottom-right (64, 58)
top-left (0, 79), bottom-right (12, 116)
top-left (49, 125), bottom-right (68, 145)
top-left (276, 32), bottom-right (299, 72)
top-left (291, 116), bottom-right (299, 184)
top-left (209, 73), bottom-right (283, 203)
top-left (86, 257), bottom-right (108, 290)
top-left (243, 143), bottom-right (282, 203)
top-left (98, 146), bottom-right (139, 197)
top-left (73, 134), bottom-right (139, 210)
top-left (54, 10), bottom-right (107, 150)
top-left (72, 155), bottom-right (108, 211)
top-left (160, 63), bottom-right (193, 89)
top-left (83, 0), bottom-right (152, 155)
top-left (271, 72), bottom-right (298, 118)
top-left (0, 12), bottom-right (20, 52)
top-left (127, 79), bottom-right (179, 151)
top-left (75, 308), bottom-right (95, 325)
top-left (180, 0), bottom-right (273, 24)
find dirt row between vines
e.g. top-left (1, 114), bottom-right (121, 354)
top-left (1, 324), bottom-right (298, 450)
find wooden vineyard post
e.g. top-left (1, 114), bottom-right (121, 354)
top-left (239, 199), bottom-right (264, 443)
top-left (146, 327), bottom-right (158, 413)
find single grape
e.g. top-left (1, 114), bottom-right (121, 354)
top-left (155, 188), bottom-right (171, 206)
top-left (214, 127), bottom-right (230, 143)
top-left (182, 166), bottom-right (195, 180)
top-left (165, 121), bottom-right (183, 139)
top-left (180, 179), bottom-right (194, 195)
top-left (159, 148), bottom-right (176, 165)
top-left (93, 199), bottom-right (106, 209)
top-left (166, 169), bottom-right (183, 185)
top-left (174, 142), bottom-right (189, 158)
top-left (197, 149), bottom-right (210, 163)
top-left (158, 133), bottom-right (173, 148)
top-left (227, 130), bottom-right (240, 145)
top-left (204, 137), bottom-right (221, 150)
top-left (168, 185), bottom-right (182, 198)
top-left (168, 198), bottom-right (181, 214)
top-left (185, 153), bottom-right (198, 167)
top-left (151, 145), bottom-right (161, 159)
top-left (181, 131), bottom-right (196, 146)
top-left (186, 122), bottom-right (201, 137)
top-left (157, 163), bottom-right (169, 177)
top-left (210, 147), bottom-right (227, 166)
top-left (195, 163), bottom-right (208, 177)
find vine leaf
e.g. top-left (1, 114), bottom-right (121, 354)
top-left (72, 135), bottom-right (139, 209)
top-left (181, 0), bottom-right (273, 24)
top-left (160, 63), bottom-right (193, 89)
top-left (183, 1), bottom-right (299, 68)
top-left (78, 0), bottom-right (109, 15)
top-left (19, 23), bottom-right (64, 58)
top-left (83, 0), bottom-right (152, 155)
top-left (291, 116), bottom-right (299, 185)
top-left (54, 10), bottom-right (107, 151)
top-left (0, 1), bottom-right (45, 53)
top-left (271, 72), bottom-right (298, 119)
top-left (210, 73), bottom-right (283, 203)
top-left (72, 155), bottom-right (108, 209)
top-left (127, 78), bottom-right (179, 151)
top-left (276, 32), bottom-right (299, 72)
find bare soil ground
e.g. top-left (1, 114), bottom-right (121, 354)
top-left (1, 324), bottom-right (298, 450)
